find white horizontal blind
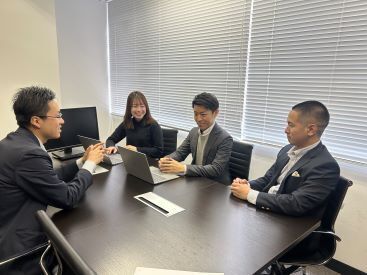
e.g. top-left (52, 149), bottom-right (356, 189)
top-left (108, 0), bottom-right (250, 138)
top-left (326, 0), bottom-right (367, 164)
top-left (108, 0), bottom-right (160, 118)
top-left (244, 0), bottom-right (367, 164)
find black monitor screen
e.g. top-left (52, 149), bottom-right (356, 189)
top-left (45, 107), bottom-right (99, 151)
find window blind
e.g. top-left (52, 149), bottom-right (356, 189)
top-left (243, 0), bottom-right (367, 164)
top-left (108, 0), bottom-right (250, 138)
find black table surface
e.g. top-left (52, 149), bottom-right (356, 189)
top-left (49, 160), bottom-right (320, 275)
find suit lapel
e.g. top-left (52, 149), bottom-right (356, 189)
top-left (261, 148), bottom-right (290, 192)
top-left (191, 129), bottom-right (199, 164)
top-left (278, 143), bottom-right (323, 193)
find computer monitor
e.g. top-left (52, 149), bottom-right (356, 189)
top-left (45, 107), bottom-right (100, 160)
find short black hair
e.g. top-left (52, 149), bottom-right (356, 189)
top-left (292, 100), bottom-right (330, 137)
top-left (12, 86), bottom-right (56, 128)
top-left (192, 92), bottom-right (219, 111)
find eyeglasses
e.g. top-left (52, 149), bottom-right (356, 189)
top-left (37, 113), bottom-right (63, 119)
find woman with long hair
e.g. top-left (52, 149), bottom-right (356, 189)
top-left (105, 91), bottom-right (163, 158)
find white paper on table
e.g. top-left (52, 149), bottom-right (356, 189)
top-left (134, 192), bottom-right (185, 217)
top-left (134, 267), bottom-right (224, 275)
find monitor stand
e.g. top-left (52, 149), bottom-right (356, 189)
top-left (52, 147), bottom-right (84, 160)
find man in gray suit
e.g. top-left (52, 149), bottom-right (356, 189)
top-left (231, 101), bottom-right (340, 216)
top-left (0, 86), bottom-right (104, 274)
top-left (159, 92), bottom-right (233, 184)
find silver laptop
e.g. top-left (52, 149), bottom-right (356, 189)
top-left (78, 135), bottom-right (123, 166)
top-left (118, 146), bottom-right (179, 184)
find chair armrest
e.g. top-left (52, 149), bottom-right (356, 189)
top-left (313, 230), bottom-right (341, 242)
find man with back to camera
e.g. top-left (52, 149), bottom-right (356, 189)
top-left (159, 92), bottom-right (233, 185)
top-left (0, 86), bottom-right (104, 274)
top-left (231, 100), bottom-right (340, 216)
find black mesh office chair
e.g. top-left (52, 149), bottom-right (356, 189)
top-left (274, 176), bottom-right (353, 275)
top-left (36, 210), bottom-right (96, 275)
top-left (162, 128), bottom-right (178, 157)
top-left (229, 141), bottom-right (253, 181)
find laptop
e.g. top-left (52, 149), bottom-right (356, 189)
top-left (118, 146), bottom-right (179, 184)
top-left (78, 135), bottom-right (123, 166)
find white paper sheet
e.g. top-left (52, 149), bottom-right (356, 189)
top-left (134, 192), bottom-right (185, 217)
top-left (134, 267), bottom-right (224, 275)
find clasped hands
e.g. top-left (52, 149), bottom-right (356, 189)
top-left (230, 178), bottom-right (251, 200)
top-left (158, 157), bottom-right (185, 174)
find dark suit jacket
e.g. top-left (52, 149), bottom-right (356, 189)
top-left (0, 127), bottom-right (93, 274)
top-left (249, 142), bottom-right (340, 216)
top-left (168, 123), bottom-right (233, 185)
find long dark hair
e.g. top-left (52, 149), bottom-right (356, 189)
top-left (123, 91), bottom-right (155, 129)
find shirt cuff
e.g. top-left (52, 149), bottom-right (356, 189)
top-left (247, 189), bottom-right (259, 205)
top-left (82, 160), bottom-right (97, 174)
top-left (76, 158), bottom-right (84, 169)
top-left (178, 164), bottom-right (187, 176)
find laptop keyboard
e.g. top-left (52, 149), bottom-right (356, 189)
top-left (151, 173), bottom-right (167, 183)
top-left (149, 166), bottom-right (179, 183)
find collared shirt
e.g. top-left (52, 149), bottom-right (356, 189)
top-left (36, 136), bottom-right (47, 152)
top-left (36, 136), bottom-right (96, 174)
top-left (182, 122), bottom-right (216, 174)
top-left (247, 140), bottom-right (321, 205)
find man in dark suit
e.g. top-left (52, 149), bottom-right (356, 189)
top-left (231, 100), bottom-right (340, 216)
top-left (159, 92), bottom-right (233, 185)
top-left (0, 86), bottom-right (104, 274)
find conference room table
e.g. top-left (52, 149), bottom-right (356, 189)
top-left (49, 158), bottom-right (320, 275)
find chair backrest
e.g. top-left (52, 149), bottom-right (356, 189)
top-left (321, 176), bottom-right (353, 230)
top-left (229, 141), bottom-right (253, 180)
top-left (36, 210), bottom-right (96, 275)
top-left (162, 128), bottom-right (178, 157)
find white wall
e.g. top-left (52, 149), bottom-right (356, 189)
top-left (54, 0), bottom-right (111, 140)
top-left (0, 0), bottom-right (61, 139)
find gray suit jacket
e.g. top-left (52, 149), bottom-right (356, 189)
top-left (168, 123), bottom-right (233, 184)
top-left (0, 127), bottom-right (93, 274)
top-left (249, 142), bottom-right (340, 216)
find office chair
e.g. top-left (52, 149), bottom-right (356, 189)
top-left (229, 141), bottom-right (253, 180)
top-left (162, 128), bottom-right (178, 157)
top-left (36, 210), bottom-right (96, 275)
top-left (0, 243), bottom-right (48, 273)
top-left (274, 176), bottom-right (353, 275)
